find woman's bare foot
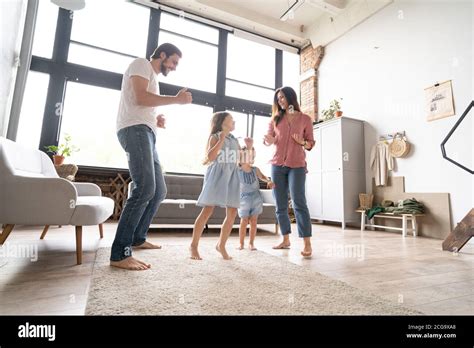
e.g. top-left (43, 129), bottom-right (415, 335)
top-left (190, 246), bottom-right (202, 260)
top-left (110, 256), bottom-right (151, 270)
top-left (301, 245), bottom-right (312, 258)
top-left (249, 244), bottom-right (257, 251)
top-left (272, 241), bottom-right (291, 249)
top-left (133, 241), bottom-right (162, 249)
top-left (216, 243), bottom-right (232, 260)
top-left (237, 244), bottom-right (244, 250)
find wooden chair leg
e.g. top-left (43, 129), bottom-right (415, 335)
top-left (75, 226), bottom-right (83, 265)
top-left (40, 225), bottom-right (50, 240)
top-left (99, 224), bottom-right (104, 239)
top-left (275, 223), bottom-right (279, 235)
top-left (0, 224), bottom-right (14, 244)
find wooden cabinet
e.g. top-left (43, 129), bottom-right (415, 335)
top-left (306, 117), bottom-right (366, 228)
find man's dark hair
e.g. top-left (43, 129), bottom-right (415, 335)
top-left (150, 43), bottom-right (182, 60)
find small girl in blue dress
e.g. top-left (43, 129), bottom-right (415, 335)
top-left (190, 111), bottom-right (241, 260)
top-left (237, 139), bottom-right (274, 251)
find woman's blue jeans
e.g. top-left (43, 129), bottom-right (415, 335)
top-left (271, 165), bottom-right (312, 238)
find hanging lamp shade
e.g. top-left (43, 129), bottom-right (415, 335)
top-left (50, 0), bottom-right (85, 11)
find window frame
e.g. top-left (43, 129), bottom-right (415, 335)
top-left (22, 6), bottom-right (298, 175)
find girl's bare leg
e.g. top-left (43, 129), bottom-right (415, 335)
top-left (249, 215), bottom-right (258, 250)
top-left (216, 207), bottom-right (237, 260)
top-left (190, 206), bottom-right (214, 260)
top-left (238, 217), bottom-right (249, 250)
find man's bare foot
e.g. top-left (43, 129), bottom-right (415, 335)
top-left (301, 246), bottom-right (312, 258)
top-left (216, 243), bottom-right (232, 260)
top-left (249, 244), bottom-right (257, 251)
top-left (110, 256), bottom-right (151, 271)
top-left (272, 241), bottom-right (291, 249)
top-left (237, 244), bottom-right (244, 250)
top-left (133, 241), bottom-right (162, 249)
top-left (190, 246), bottom-right (202, 260)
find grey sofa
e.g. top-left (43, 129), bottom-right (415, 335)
top-left (147, 174), bottom-right (277, 231)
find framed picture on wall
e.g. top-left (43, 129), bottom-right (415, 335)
top-left (425, 80), bottom-right (455, 121)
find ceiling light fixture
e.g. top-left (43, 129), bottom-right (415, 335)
top-left (50, 0), bottom-right (85, 11)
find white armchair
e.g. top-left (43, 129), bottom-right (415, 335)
top-left (0, 137), bottom-right (114, 264)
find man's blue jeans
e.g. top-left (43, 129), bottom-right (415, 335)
top-left (271, 165), bottom-right (312, 238)
top-left (110, 125), bottom-right (167, 261)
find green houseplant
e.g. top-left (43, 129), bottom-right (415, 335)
top-left (321, 98), bottom-right (343, 121)
top-left (45, 134), bottom-right (79, 165)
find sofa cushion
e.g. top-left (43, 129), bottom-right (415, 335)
top-left (164, 175), bottom-right (203, 200)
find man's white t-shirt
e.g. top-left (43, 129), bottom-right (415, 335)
top-left (116, 58), bottom-right (159, 135)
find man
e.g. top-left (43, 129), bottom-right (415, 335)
top-left (110, 43), bottom-right (192, 270)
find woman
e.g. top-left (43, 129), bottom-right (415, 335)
top-left (263, 86), bottom-right (315, 257)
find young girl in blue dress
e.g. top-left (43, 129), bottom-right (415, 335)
top-left (190, 111), bottom-right (240, 260)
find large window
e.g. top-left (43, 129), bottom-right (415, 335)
top-left (68, 43), bottom-right (135, 74)
top-left (157, 14), bottom-right (219, 93)
top-left (70, 0), bottom-right (148, 57)
top-left (226, 34), bottom-right (275, 104)
top-left (155, 104), bottom-right (214, 174)
top-left (59, 82), bottom-right (124, 168)
top-left (16, 72), bottom-right (50, 150)
top-left (252, 115), bottom-right (274, 175)
top-left (68, 0), bottom-right (148, 73)
top-left (32, 0), bottom-right (57, 59)
top-left (157, 31), bottom-right (218, 93)
top-left (283, 51), bottom-right (300, 101)
top-left (23, 3), bottom-right (300, 175)
top-left (227, 110), bottom-right (248, 140)
top-left (159, 12), bottom-right (219, 45)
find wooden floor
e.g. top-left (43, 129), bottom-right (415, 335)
top-left (0, 222), bottom-right (473, 315)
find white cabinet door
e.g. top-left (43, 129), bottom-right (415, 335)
top-left (321, 123), bottom-right (342, 172)
top-left (306, 172), bottom-right (322, 218)
top-left (321, 171), bottom-right (343, 221)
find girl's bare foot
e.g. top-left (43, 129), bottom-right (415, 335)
top-left (190, 246), bottom-right (202, 260)
top-left (237, 244), bottom-right (244, 250)
top-left (216, 243), bottom-right (232, 260)
top-left (272, 241), bottom-right (291, 249)
top-left (249, 244), bottom-right (257, 251)
top-left (110, 256), bottom-right (151, 270)
top-left (301, 245), bottom-right (312, 258)
top-left (133, 241), bottom-right (162, 249)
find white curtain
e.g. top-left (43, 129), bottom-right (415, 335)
top-left (0, 0), bottom-right (37, 139)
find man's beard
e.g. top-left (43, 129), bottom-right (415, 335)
top-left (160, 60), bottom-right (169, 76)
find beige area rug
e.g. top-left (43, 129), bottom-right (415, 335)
top-left (86, 246), bottom-right (422, 315)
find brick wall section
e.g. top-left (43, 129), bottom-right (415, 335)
top-left (300, 45), bottom-right (324, 121)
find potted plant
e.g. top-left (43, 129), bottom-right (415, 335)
top-left (45, 134), bottom-right (79, 166)
top-left (321, 98), bottom-right (343, 121)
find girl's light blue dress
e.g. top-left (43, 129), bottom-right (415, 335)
top-left (197, 133), bottom-right (240, 208)
top-left (238, 166), bottom-right (263, 218)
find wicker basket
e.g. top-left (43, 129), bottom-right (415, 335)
top-left (389, 134), bottom-right (410, 158)
top-left (358, 193), bottom-right (374, 209)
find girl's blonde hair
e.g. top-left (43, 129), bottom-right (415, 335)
top-left (203, 111), bottom-right (232, 165)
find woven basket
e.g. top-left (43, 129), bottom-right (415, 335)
top-left (358, 193), bottom-right (374, 209)
top-left (389, 134), bottom-right (410, 158)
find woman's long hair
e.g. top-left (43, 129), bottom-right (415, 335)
top-left (271, 86), bottom-right (301, 126)
top-left (203, 111), bottom-right (231, 165)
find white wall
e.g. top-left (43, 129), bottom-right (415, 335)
top-left (318, 0), bottom-right (473, 229)
top-left (0, 0), bottom-right (27, 137)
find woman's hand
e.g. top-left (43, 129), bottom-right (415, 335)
top-left (156, 114), bottom-right (166, 129)
top-left (263, 134), bottom-right (276, 145)
top-left (292, 133), bottom-right (305, 146)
